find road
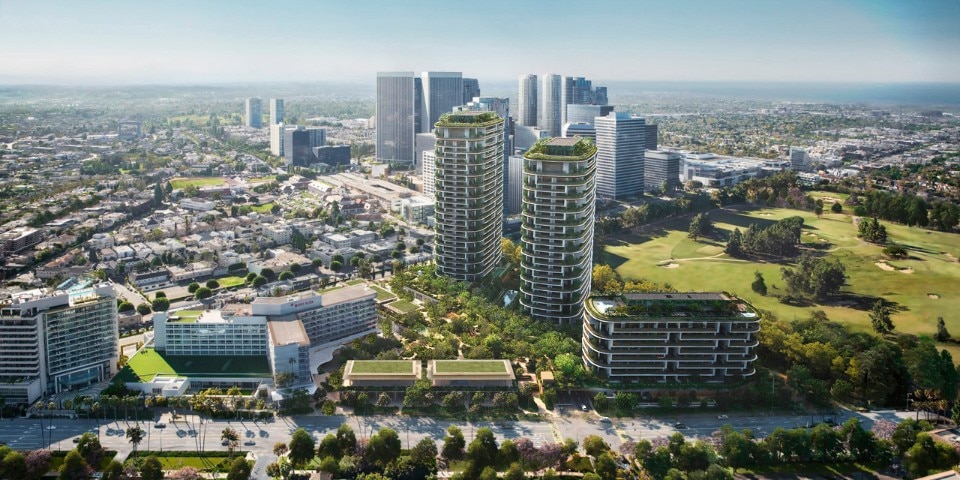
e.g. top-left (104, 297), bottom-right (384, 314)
top-left (2, 409), bottom-right (916, 479)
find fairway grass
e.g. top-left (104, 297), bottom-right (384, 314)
top-left (118, 348), bottom-right (272, 382)
top-left (604, 206), bottom-right (960, 350)
top-left (350, 360), bottom-right (414, 374)
top-left (169, 177), bottom-right (226, 189)
top-left (434, 360), bottom-right (508, 373)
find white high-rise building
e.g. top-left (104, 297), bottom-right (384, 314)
top-left (269, 98), bottom-right (284, 125)
top-left (0, 278), bottom-right (118, 404)
top-left (595, 112), bottom-right (646, 199)
top-left (520, 137), bottom-right (596, 324)
top-left (422, 72), bottom-right (464, 132)
top-left (376, 72), bottom-right (417, 163)
top-left (518, 74), bottom-right (538, 127)
top-left (434, 111), bottom-right (505, 282)
top-left (422, 150), bottom-right (437, 198)
top-left (538, 74), bottom-right (562, 137)
top-left (245, 98), bottom-right (263, 128)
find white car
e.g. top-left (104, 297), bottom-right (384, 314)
top-left (581, 404), bottom-right (588, 412)
top-left (717, 415), bottom-right (729, 420)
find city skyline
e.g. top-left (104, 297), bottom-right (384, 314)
top-left (1, 0), bottom-right (959, 85)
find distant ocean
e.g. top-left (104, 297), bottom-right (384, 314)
top-left (483, 81), bottom-right (960, 106)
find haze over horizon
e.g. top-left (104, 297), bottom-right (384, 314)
top-left (1, 0), bottom-right (959, 86)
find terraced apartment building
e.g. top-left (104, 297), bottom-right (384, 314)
top-left (582, 293), bottom-right (760, 383)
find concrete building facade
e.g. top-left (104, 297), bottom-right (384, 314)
top-left (582, 293), bottom-right (760, 383)
top-left (644, 150), bottom-right (681, 193)
top-left (433, 111), bottom-right (505, 282)
top-left (245, 98), bottom-right (262, 128)
top-left (520, 137), bottom-right (596, 324)
top-left (376, 72), bottom-right (417, 163)
top-left (595, 112), bottom-right (645, 199)
top-left (269, 98), bottom-right (284, 125)
top-left (518, 74), bottom-right (538, 127)
top-left (539, 74), bottom-right (562, 137)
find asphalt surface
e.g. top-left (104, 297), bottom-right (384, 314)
top-left (1, 409), bottom-right (917, 479)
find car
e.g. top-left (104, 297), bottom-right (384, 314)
top-left (222, 440), bottom-right (231, 446)
top-left (244, 440), bottom-right (256, 446)
top-left (598, 416), bottom-right (611, 422)
top-left (717, 415), bottom-right (729, 419)
top-left (674, 423), bottom-right (687, 429)
top-left (72, 437), bottom-right (80, 443)
top-left (154, 422), bottom-right (166, 429)
top-left (581, 404), bottom-right (588, 412)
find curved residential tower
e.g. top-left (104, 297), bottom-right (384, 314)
top-left (433, 111), bottom-right (505, 282)
top-left (520, 136), bottom-right (597, 324)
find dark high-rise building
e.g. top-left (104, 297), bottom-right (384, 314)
top-left (644, 150), bottom-right (681, 193)
top-left (463, 78), bottom-right (481, 104)
top-left (645, 123), bottom-right (658, 151)
top-left (376, 72), bottom-right (417, 163)
top-left (422, 72), bottom-right (463, 132)
top-left (518, 74), bottom-right (538, 127)
top-left (245, 98), bottom-right (262, 128)
top-left (561, 76), bottom-right (608, 125)
top-left (312, 145), bottom-right (351, 167)
top-left (284, 126), bottom-right (326, 167)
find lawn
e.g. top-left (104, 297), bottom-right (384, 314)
top-left (247, 176), bottom-right (276, 183)
top-left (350, 360), bottom-right (414, 374)
top-left (389, 299), bottom-right (418, 314)
top-left (169, 177), bottom-right (226, 189)
top-left (123, 452), bottom-right (240, 472)
top-left (117, 348), bottom-right (272, 382)
top-left (217, 275), bottom-right (247, 288)
top-left (434, 360), bottom-right (508, 373)
top-left (250, 202), bottom-right (275, 214)
top-left (369, 284), bottom-right (397, 302)
top-left (603, 205), bottom-right (960, 350)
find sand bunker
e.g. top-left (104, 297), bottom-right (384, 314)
top-left (659, 262), bottom-right (680, 269)
top-left (900, 268), bottom-right (914, 274)
top-left (758, 213), bottom-right (774, 216)
top-left (946, 253), bottom-right (958, 262)
top-left (875, 262), bottom-right (896, 271)
top-left (929, 294), bottom-right (940, 299)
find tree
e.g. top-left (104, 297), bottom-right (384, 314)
top-left (688, 213), bottom-right (712, 240)
top-left (252, 275), bottom-right (267, 287)
top-left (367, 428), bottom-right (401, 468)
top-left (594, 453), bottom-right (618, 480)
top-left (2, 451), bottom-right (27, 480)
top-left (151, 297), bottom-right (170, 312)
top-left (442, 425), bottom-right (466, 460)
top-left (222, 427), bottom-right (240, 458)
top-left (273, 442), bottom-right (289, 457)
top-left (751, 271), bottom-right (767, 295)
top-left (140, 456), bottom-right (164, 480)
top-left (725, 228), bottom-right (744, 257)
top-left (279, 271), bottom-right (294, 281)
top-left (592, 264), bottom-right (622, 293)
top-left (76, 432), bottom-right (104, 467)
top-left (467, 428), bottom-right (499, 470)
top-left (814, 199), bottom-right (824, 218)
top-left (337, 424), bottom-right (357, 454)
top-left (206, 279), bottom-right (219, 289)
top-left (187, 282), bottom-right (200, 293)
top-left (411, 437), bottom-right (438, 471)
top-left (58, 450), bottom-right (91, 480)
top-left (289, 428), bottom-right (316, 466)
top-left (101, 461), bottom-right (123, 480)
top-left (169, 467), bottom-right (202, 480)
top-left (136, 303), bottom-right (152, 315)
top-left (905, 433), bottom-right (960, 478)
top-left (126, 425), bottom-right (145, 460)
top-left (831, 201), bottom-right (843, 213)
top-left (583, 435), bottom-right (610, 457)
top-left (504, 463), bottom-right (525, 480)
top-left (226, 457), bottom-right (252, 480)
top-left (593, 392), bottom-right (608, 411)
top-left (870, 299), bottom-right (895, 335)
top-left (118, 301), bottom-right (134, 313)
top-left (780, 253), bottom-right (846, 300)
top-left (194, 286), bottom-right (212, 300)
top-left (935, 317), bottom-right (951, 342)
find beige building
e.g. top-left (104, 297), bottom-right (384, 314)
top-left (427, 360), bottom-right (515, 388)
top-left (342, 360), bottom-right (421, 387)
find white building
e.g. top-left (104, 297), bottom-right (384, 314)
top-left (251, 285), bottom-right (377, 347)
top-left (153, 310), bottom-right (268, 357)
top-left (0, 278), bottom-right (118, 404)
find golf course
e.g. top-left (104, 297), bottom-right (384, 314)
top-left (602, 199), bottom-right (960, 352)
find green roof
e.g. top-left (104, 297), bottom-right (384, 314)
top-left (350, 360), bottom-right (415, 374)
top-left (434, 360), bottom-right (509, 374)
top-left (524, 136), bottom-right (597, 161)
top-left (436, 111), bottom-right (503, 127)
top-left (115, 348), bottom-right (271, 382)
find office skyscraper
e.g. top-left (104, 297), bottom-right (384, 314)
top-left (520, 137), bottom-right (596, 324)
top-left (539, 74), bottom-right (562, 137)
top-left (245, 98), bottom-right (262, 128)
top-left (433, 111), bottom-right (505, 283)
top-left (422, 72), bottom-right (464, 132)
top-left (790, 147), bottom-right (807, 171)
top-left (595, 112), bottom-right (646, 199)
top-left (561, 76), bottom-right (608, 125)
top-left (645, 123), bottom-right (658, 150)
top-left (518, 74), bottom-right (538, 127)
top-left (269, 98), bottom-right (284, 125)
top-left (463, 78), bottom-right (481, 104)
top-left (284, 126), bottom-right (326, 167)
top-left (644, 150), bottom-right (681, 193)
top-left (376, 72), bottom-right (417, 163)
top-left (566, 104), bottom-right (614, 126)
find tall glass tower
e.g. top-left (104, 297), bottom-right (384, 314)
top-left (422, 72), bottom-right (464, 132)
top-left (518, 74), bottom-right (538, 127)
top-left (376, 72), bottom-right (417, 163)
top-left (595, 112), bottom-right (646, 199)
top-left (538, 74), bottom-right (562, 137)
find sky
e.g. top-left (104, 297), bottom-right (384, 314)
top-left (1, 0), bottom-right (958, 85)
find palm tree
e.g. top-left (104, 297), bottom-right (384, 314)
top-left (126, 425), bottom-right (145, 461)
top-left (35, 401), bottom-right (46, 448)
top-left (47, 401), bottom-right (56, 447)
top-left (221, 427), bottom-right (240, 459)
